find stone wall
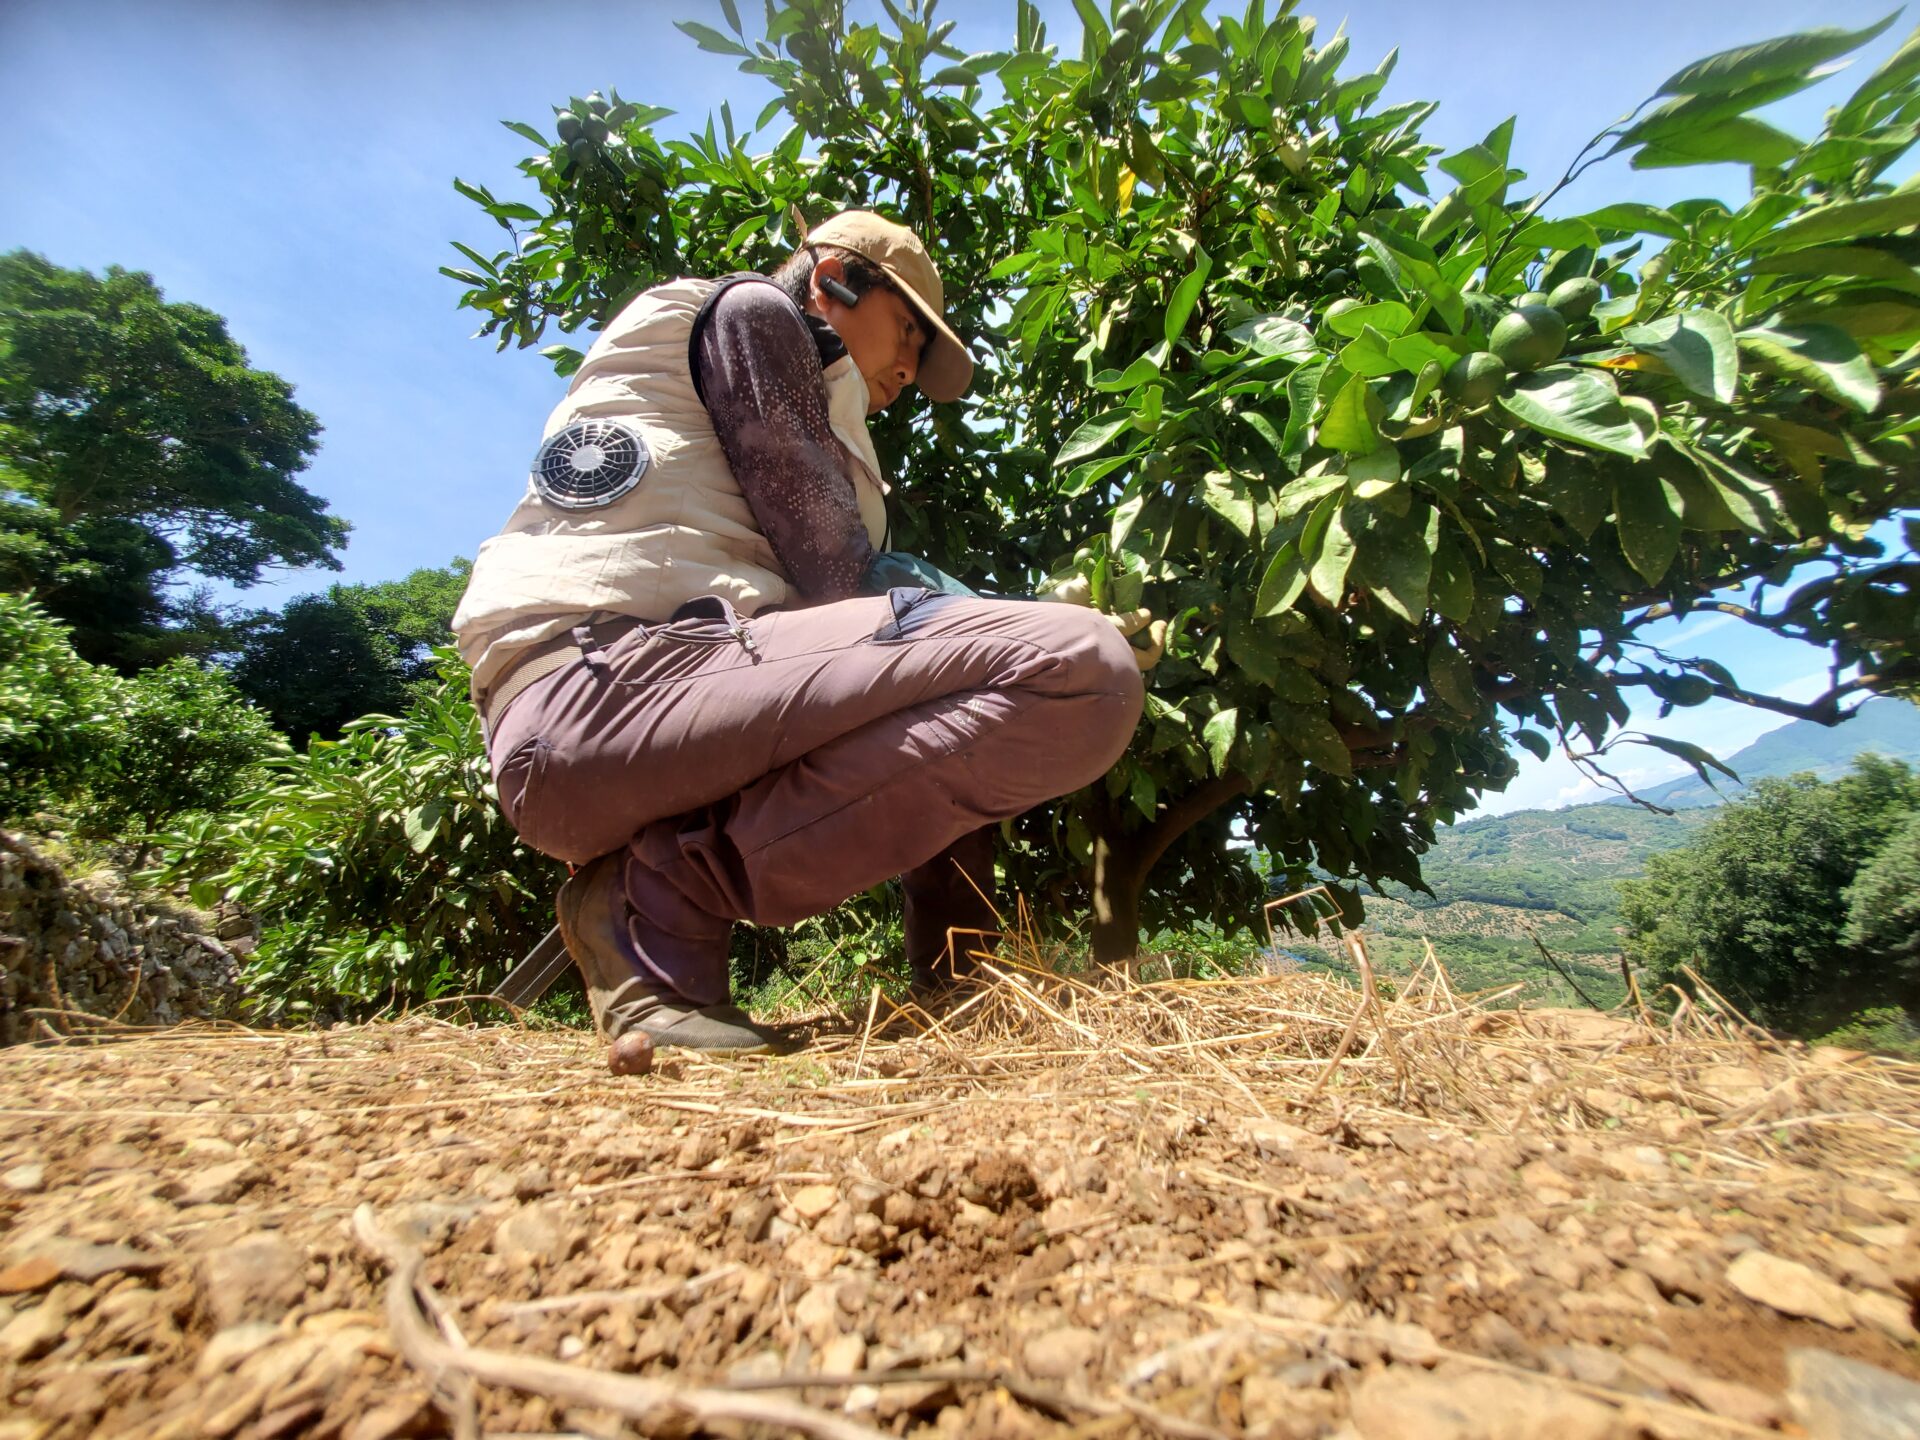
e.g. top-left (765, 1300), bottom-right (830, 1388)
top-left (0, 831), bottom-right (246, 1045)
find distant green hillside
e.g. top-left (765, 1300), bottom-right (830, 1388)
top-left (1278, 699), bottom-right (1920, 1007)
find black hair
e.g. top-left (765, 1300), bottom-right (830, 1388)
top-left (768, 243), bottom-right (892, 311)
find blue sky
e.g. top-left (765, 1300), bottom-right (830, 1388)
top-left (2, 0), bottom-right (1910, 815)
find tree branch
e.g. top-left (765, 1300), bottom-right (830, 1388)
top-left (1134, 774), bottom-right (1251, 883)
top-left (1612, 662), bottom-right (1920, 726)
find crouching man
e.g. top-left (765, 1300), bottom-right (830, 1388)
top-left (453, 210), bottom-right (1146, 1055)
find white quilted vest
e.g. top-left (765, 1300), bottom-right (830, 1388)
top-left (452, 276), bottom-right (889, 701)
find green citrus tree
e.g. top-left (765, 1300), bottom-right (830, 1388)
top-left (449, 0), bottom-right (1920, 963)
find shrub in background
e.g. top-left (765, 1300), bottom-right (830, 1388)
top-left (78, 658), bottom-right (284, 845)
top-left (0, 594), bottom-right (121, 820)
top-left (156, 649), bottom-right (563, 1017)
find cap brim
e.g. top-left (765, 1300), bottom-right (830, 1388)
top-left (880, 262), bottom-right (973, 403)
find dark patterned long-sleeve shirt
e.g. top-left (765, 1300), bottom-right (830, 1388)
top-left (691, 280), bottom-right (876, 605)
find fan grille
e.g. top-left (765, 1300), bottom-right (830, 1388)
top-left (532, 418), bottom-right (650, 510)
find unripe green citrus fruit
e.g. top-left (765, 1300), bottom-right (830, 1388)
top-left (1518, 290), bottom-right (1550, 309)
top-left (1443, 351), bottom-right (1510, 406)
top-left (1547, 276), bottom-right (1603, 323)
top-left (1490, 306), bottom-right (1568, 372)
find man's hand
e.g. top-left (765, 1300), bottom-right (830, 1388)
top-left (1038, 575), bottom-right (1166, 671)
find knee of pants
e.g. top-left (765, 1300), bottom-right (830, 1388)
top-left (1059, 611), bottom-right (1148, 773)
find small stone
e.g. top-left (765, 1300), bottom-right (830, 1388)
top-left (0, 1299), bottom-right (68, 1361)
top-left (1629, 1251), bottom-right (1707, 1302)
top-left (558, 1335), bottom-right (585, 1359)
top-left (167, 1158), bottom-right (264, 1207)
top-left (198, 1233), bottom-right (306, 1329)
top-left (791, 1184), bottom-right (839, 1221)
top-left (875, 1379), bottom-right (958, 1420)
top-left (0, 1257), bottom-right (61, 1294)
top-left (1788, 1348), bottom-right (1920, 1440)
top-left (818, 1333), bottom-right (867, 1375)
top-left (1023, 1326), bottom-right (1102, 1380)
top-left (1350, 1366), bottom-right (1627, 1440)
top-left (1726, 1250), bottom-right (1855, 1329)
top-left (492, 1205), bottom-right (572, 1267)
top-left (794, 1284), bottom-right (845, 1345)
top-left (1849, 1289), bottom-right (1917, 1344)
top-left (512, 1167), bottom-right (553, 1201)
top-left (195, 1321), bottom-right (282, 1377)
top-left (1, 1164), bottom-right (45, 1194)
top-left (1245, 1120), bottom-right (1316, 1157)
top-left (81, 1141), bottom-right (144, 1172)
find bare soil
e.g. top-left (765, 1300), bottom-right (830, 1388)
top-left (1, 962), bottom-right (1916, 1440)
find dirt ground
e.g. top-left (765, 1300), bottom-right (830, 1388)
top-left (1, 958), bottom-right (1917, 1440)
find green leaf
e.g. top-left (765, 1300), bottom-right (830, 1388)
top-left (1630, 733), bottom-right (1740, 784)
top-left (1255, 540), bottom-right (1309, 617)
top-left (1059, 453), bottom-right (1134, 497)
top-left (1339, 328), bottom-right (1400, 379)
top-left (1305, 496), bottom-right (1357, 603)
top-left (1838, 21), bottom-right (1920, 124)
top-left (1621, 311), bottom-right (1738, 403)
top-left (1538, 449), bottom-right (1610, 541)
top-left (1055, 410), bottom-right (1136, 467)
top-left (1203, 708), bottom-right (1239, 775)
top-left (1228, 314), bottom-right (1317, 359)
top-left (1319, 373), bottom-right (1382, 454)
top-left (1327, 300), bottom-right (1413, 339)
top-left (1758, 192), bottom-right (1920, 252)
top-left (1386, 332), bottom-right (1460, 374)
top-left (1577, 202), bottom-right (1688, 240)
top-left (1164, 250), bottom-right (1214, 346)
top-left (929, 65), bottom-right (979, 86)
top-left (1356, 504), bottom-right (1434, 623)
top-left (1749, 245), bottom-right (1920, 294)
top-left (1111, 493), bottom-right (1149, 552)
top-left (1430, 533), bottom-right (1475, 622)
top-left (1630, 117), bottom-right (1800, 169)
top-left (1281, 357), bottom-right (1331, 457)
top-left (501, 120), bottom-right (548, 147)
top-left (1498, 369), bottom-right (1646, 457)
top-left (718, 0), bottom-right (742, 31)
top-left (1737, 323), bottom-right (1881, 412)
top-left (674, 19), bottom-right (751, 54)
top-left (1283, 708), bottom-right (1352, 777)
top-left (1514, 728), bottom-right (1553, 762)
top-left (1427, 640), bottom-right (1476, 715)
top-left (1655, 14), bottom-right (1897, 96)
top-left (1201, 471), bottom-right (1256, 538)
top-left (1614, 468), bottom-right (1684, 583)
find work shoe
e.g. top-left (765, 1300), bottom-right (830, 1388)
top-left (555, 854), bottom-right (784, 1054)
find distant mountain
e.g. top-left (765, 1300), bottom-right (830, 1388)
top-left (1611, 697), bottom-right (1920, 809)
top-left (1329, 698), bottom-right (1920, 1006)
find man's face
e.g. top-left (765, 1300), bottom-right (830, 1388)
top-left (813, 261), bottom-right (926, 413)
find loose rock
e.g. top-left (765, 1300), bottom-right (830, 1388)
top-left (1726, 1250), bottom-right (1855, 1328)
top-left (1788, 1348), bottom-right (1920, 1440)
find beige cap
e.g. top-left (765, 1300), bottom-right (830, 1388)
top-left (805, 210), bottom-right (973, 403)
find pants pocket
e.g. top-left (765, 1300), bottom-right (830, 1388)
top-left (494, 736), bottom-right (554, 852)
top-left (871, 585), bottom-right (951, 642)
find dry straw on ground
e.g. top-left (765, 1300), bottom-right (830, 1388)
top-left (2, 911), bottom-right (1917, 1438)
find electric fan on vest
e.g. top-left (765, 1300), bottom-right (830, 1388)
top-left (531, 418), bottom-right (651, 510)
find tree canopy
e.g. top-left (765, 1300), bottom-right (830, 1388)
top-left (1620, 753), bottom-right (1920, 1030)
top-left (229, 560), bottom-right (471, 743)
top-left (0, 251), bottom-right (348, 670)
top-left (447, 0), bottom-right (1920, 960)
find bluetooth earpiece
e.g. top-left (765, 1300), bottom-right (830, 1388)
top-left (819, 276), bottom-right (861, 307)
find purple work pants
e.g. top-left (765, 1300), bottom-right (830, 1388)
top-left (486, 588), bottom-right (1145, 1004)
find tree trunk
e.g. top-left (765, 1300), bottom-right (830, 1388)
top-left (1085, 775), bottom-right (1252, 965)
top-left (1089, 828), bottom-right (1144, 967)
